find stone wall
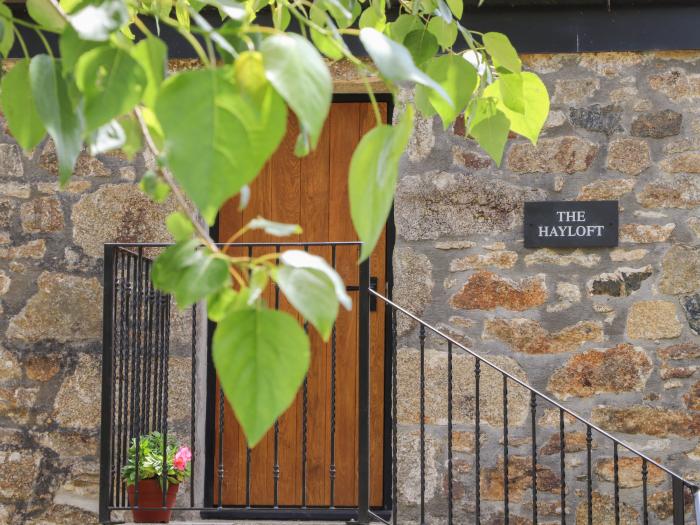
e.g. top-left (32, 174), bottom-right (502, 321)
top-left (393, 51), bottom-right (700, 524)
top-left (0, 129), bottom-right (189, 522)
top-left (2, 50), bottom-right (700, 525)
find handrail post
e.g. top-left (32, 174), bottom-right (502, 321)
top-left (357, 257), bottom-right (371, 524)
top-left (99, 244), bottom-right (116, 524)
top-left (694, 487), bottom-right (700, 525)
top-left (673, 476), bottom-right (685, 525)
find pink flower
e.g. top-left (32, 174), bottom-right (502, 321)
top-left (173, 446), bottom-right (192, 471)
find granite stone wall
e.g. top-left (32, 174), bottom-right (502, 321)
top-left (393, 51), bottom-right (700, 524)
top-left (0, 129), bottom-right (193, 522)
top-left (2, 50), bottom-right (700, 525)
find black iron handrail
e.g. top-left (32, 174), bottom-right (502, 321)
top-left (371, 288), bottom-right (699, 525)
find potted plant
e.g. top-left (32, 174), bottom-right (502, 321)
top-left (121, 431), bottom-right (192, 523)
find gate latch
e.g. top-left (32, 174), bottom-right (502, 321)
top-left (370, 276), bottom-right (378, 311)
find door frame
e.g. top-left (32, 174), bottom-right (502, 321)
top-left (202, 93), bottom-right (397, 519)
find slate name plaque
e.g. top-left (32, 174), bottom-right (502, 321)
top-left (524, 201), bottom-right (618, 248)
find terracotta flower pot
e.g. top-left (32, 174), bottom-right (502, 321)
top-left (127, 478), bottom-right (179, 523)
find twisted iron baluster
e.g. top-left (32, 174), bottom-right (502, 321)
top-left (503, 376), bottom-right (509, 525)
top-left (447, 340), bottom-right (453, 525)
top-left (531, 392), bottom-right (538, 525)
top-left (586, 426), bottom-right (593, 525)
top-left (391, 308), bottom-right (398, 525)
top-left (559, 409), bottom-right (566, 524)
top-left (419, 324), bottom-right (426, 524)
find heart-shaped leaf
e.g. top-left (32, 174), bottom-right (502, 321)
top-left (275, 265), bottom-right (338, 340)
top-left (261, 34), bottom-right (331, 152)
top-left (279, 249), bottom-right (351, 310)
top-left (155, 64), bottom-right (287, 224)
top-left (359, 28), bottom-right (451, 107)
top-left (485, 71), bottom-right (549, 144)
top-left (469, 97), bottom-right (510, 165)
top-left (247, 217), bottom-right (302, 237)
top-left (416, 54), bottom-right (478, 128)
top-left (483, 32), bottom-right (521, 73)
top-left (152, 240), bottom-right (231, 307)
top-left (213, 307), bottom-right (310, 447)
top-left (0, 4), bottom-right (15, 57)
top-left (75, 46), bottom-right (147, 132)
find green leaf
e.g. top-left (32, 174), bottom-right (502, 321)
top-left (403, 29), bottom-right (438, 67)
top-left (29, 55), bottom-right (83, 184)
top-left (75, 47), bottom-right (147, 132)
top-left (132, 37), bottom-right (167, 108)
top-left (155, 64), bottom-right (287, 224)
top-left (140, 170), bottom-right (172, 204)
top-left (319, 0), bottom-right (359, 29)
top-left (59, 26), bottom-right (100, 74)
top-left (483, 32), bottom-right (521, 73)
top-left (261, 33), bottom-right (331, 152)
top-left (88, 120), bottom-right (125, 154)
top-left (0, 4), bottom-right (15, 57)
top-left (213, 307), bottom-right (310, 447)
top-left (387, 14), bottom-right (422, 43)
top-left (118, 113), bottom-right (143, 159)
top-left (497, 72), bottom-right (524, 114)
top-left (152, 240), bottom-right (231, 307)
top-left (68, 0), bottom-right (128, 41)
top-left (27, 0), bottom-right (67, 32)
top-left (279, 249), bottom-right (351, 310)
top-left (247, 217), bottom-right (302, 237)
top-left (275, 265), bottom-right (338, 340)
top-left (310, 6), bottom-right (345, 61)
top-left (207, 287), bottom-right (240, 322)
top-left (358, 7), bottom-right (385, 30)
top-left (175, 0), bottom-right (190, 30)
top-left (416, 54), bottom-right (478, 128)
top-left (247, 266), bottom-right (268, 305)
top-left (359, 28), bottom-right (451, 107)
top-left (349, 105), bottom-right (414, 262)
top-left (1, 60), bottom-right (46, 150)
top-left (166, 211), bottom-right (194, 240)
top-left (446, 0), bottom-right (462, 19)
top-left (427, 16), bottom-right (457, 50)
top-left (152, 239), bottom-right (200, 289)
top-left (469, 97), bottom-right (510, 166)
top-left (485, 71), bottom-right (549, 144)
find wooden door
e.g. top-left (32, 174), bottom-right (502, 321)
top-left (215, 102), bottom-right (388, 508)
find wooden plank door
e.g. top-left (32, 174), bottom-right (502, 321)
top-left (215, 102), bottom-right (388, 508)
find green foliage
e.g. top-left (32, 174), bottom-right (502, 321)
top-left (2, 0), bottom-right (550, 447)
top-left (29, 55), bottom-right (83, 184)
top-left (155, 65), bottom-right (287, 224)
top-left (469, 97), bottom-right (510, 166)
top-left (1, 60), bottom-right (46, 149)
top-left (152, 240), bottom-right (231, 307)
top-left (121, 431), bottom-right (192, 487)
top-left (75, 46), bottom-right (147, 131)
top-left (260, 34), bottom-right (331, 154)
top-left (0, 3), bottom-right (14, 57)
top-left (349, 105), bottom-right (414, 261)
top-left (213, 307), bottom-right (310, 447)
top-left (140, 170), bottom-right (171, 203)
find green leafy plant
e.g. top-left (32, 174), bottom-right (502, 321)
top-left (121, 431), bottom-right (192, 487)
top-left (0, 0), bottom-right (550, 447)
